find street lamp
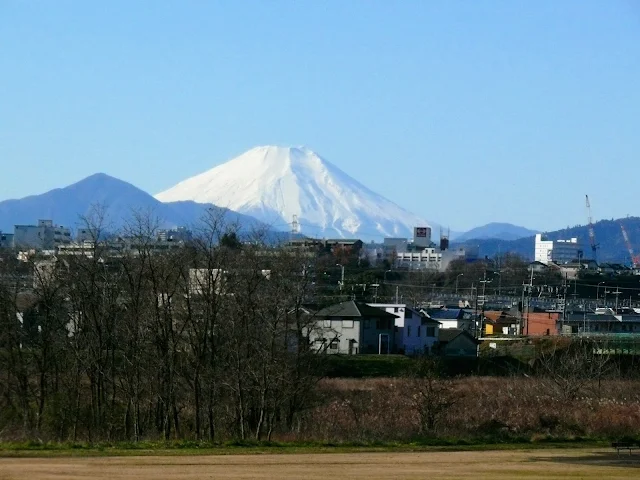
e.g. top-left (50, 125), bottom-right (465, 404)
top-left (336, 264), bottom-right (345, 291)
top-left (494, 271), bottom-right (502, 296)
top-left (596, 282), bottom-right (605, 307)
top-left (383, 269), bottom-right (392, 283)
top-left (455, 273), bottom-right (464, 295)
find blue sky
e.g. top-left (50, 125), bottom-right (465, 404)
top-left (1, 1), bottom-right (639, 231)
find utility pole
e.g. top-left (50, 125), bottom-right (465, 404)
top-left (336, 264), bottom-right (345, 292)
top-left (562, 273), bottom-right (568, 326)
top-left (520, 282), bottom-right (526, 335)
top-left (521, 268), bottom-right (534, 336)
top-left (479, 271), bottom-right (491, 338)
top-left (455, 273), bottom-right (463, 295)
top-left (614, 287), bottom-right (621, 313)
top-left (597, 281), bottom-right (604, 307)
top-left (473, 283), bottom-right (479, 338)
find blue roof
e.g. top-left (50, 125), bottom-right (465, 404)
top-left (428, 309), bottom-right (462, 320)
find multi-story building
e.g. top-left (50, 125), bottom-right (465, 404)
top-left (413, 227), bottom-right (432, 248)
top-left (386, 226), bottom-right (479, 272)
top-left (534, 234), bottom-right (581, 265)
top-left (13, 220), bottom-right (72, 251)
top-left (439, 246), bottom-right (479, 271)
top-left (157, 227), bottom-right (193, 243)
top-left (395, 247), bottom-right (442, 270)
top-left (383, 237), bottom-right (408, 254)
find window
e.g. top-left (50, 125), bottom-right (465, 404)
top-left (407, 326), bottom-right (411, 337)
top-left (329, 340), bottom-right (338, 350)
top-left (426, 327), bottom-right (436, 337)
top-left (417, 326), bottom-right (421, 337)
top-left (394, 307), bottom-right (399, 313)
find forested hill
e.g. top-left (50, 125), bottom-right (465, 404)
top-left (453, 216), bottom-right (640, 264)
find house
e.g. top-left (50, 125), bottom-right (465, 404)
top-left (524, 311), bottom-right (560, 336)
top-left (425, 308), bottom-right (475, 331)
top-left (528, 261), bottom-right (550, 273)
top-left (436, 329), bottom-right (478, 357)
top-left (483, 310), bottom-right (519, 336)
top-left (369, 303), bottom-right (440, 355)
top-left (312, 301), bottom-right (396, 354)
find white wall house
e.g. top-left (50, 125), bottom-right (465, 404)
top-left (369, 303), bottom-right (440, 355)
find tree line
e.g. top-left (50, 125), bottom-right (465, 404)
top-left (0, 210), bottom-right (324, 442)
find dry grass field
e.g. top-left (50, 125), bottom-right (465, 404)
top-left (0, 448), bottom-right (639, 480)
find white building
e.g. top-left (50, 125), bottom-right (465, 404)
top-left (395, 247), bottom-right (442, 270)
top-left (188, 268), bottom-right (270, 296)
top-left (534, 234), bottom-right (581, 265)
top-left (369, 303), bottom-right (440, 355)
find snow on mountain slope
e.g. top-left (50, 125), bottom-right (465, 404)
top-left (156, 146), bottom-right (432, 239)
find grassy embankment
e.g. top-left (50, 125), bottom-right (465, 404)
top-left (0, 437), bottom-right (611, 458)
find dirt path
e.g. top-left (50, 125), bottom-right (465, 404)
top-left (1, 448), bottom-right (639, 480)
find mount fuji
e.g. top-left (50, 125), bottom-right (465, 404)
top-left (156, 146), bottom-right (433, 239)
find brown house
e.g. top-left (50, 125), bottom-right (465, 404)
top-left (524, 312), bottom-right (559, 336)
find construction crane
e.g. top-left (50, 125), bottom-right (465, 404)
top-left (620, 223), bottom-right (640, 268)
top-left (585, 195), bottom-right (598, 262)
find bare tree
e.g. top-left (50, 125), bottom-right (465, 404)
top-left (406, 357), bottom-right (458, 434)
top-left (537, 337), bottom-right (613, 401)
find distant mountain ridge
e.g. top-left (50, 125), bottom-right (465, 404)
top-left (453, 217), bottom-right (640, 264)
top-left (155, 145), bottom-right (438, 239)
top-left (454, 223), bottom-right (537, 242)
top-left (0, 173), bottom-right (263, 234)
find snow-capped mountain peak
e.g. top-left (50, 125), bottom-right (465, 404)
top-left (155, 145), bottom-right (431, 239)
